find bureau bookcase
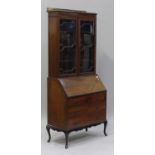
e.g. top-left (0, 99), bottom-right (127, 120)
top-left (46, 8), bottom-right (107, 149)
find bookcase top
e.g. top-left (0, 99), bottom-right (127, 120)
top-left (47, 8), bottom-right (97, 15)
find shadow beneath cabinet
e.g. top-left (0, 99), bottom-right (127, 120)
top-left (53, 131), bottom-right (106, 146)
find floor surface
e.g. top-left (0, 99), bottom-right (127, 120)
top-left (41, 116), bottom-right (114, 155)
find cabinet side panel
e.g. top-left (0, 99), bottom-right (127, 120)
top-left (48, 78), bottom-right (66, 129)
top-left (48, 16), bottom-right (59, 77)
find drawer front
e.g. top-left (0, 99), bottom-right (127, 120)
top-left (67, 92), bottom-right (106, 129)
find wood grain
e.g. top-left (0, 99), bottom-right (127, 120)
top-left (66, 92), bottom-right (106, 129)
top-left (48, 78), bottom-right (67, 129)
top-left (58, 75), bottom-right (106, 97)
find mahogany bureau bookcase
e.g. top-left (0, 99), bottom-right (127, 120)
top-left (46, 8), bottom-right (108, 149)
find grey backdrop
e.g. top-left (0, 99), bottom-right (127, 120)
top-left (41, 0), bottom-right (114, 125)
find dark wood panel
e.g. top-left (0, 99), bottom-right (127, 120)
top-left (48, 78), bottom-right (67, 129)
top-left (48, 16), bottom-right (59, 77)
top-left (59, 75), bottom-right (106, 97)
top-left (66, 92), bottom-right (106, 129)
top-left (67, 110), bottom-right (106, 129)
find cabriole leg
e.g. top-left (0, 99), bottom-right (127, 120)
top-left (46, 125), bottom-right (51, 142)
top-left (64, 132), bottom-right (69, 149)
top-left (104, 121), bottom-right (108, 136)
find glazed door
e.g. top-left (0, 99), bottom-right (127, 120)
top-left (59, 17), bottom-right (77, 76)
top-left (79, 18), bottom-right (96, 74)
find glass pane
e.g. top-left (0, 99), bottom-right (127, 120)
top-left (59, 19), bottom-right (76, 75)
top-left (80, 21), bottom-right (94, 73)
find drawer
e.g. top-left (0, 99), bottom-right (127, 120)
top-left (67, 101), bottom-right (105, 117)
top-left (67, 109), bottom-right (106, 128)
top-left (68, 106), bottom-right (100, 117)
top-left (67, 95), bottom-right (96, 106)
top-left (66, 92), bottom-right (106, 129)
top-left (67, 110), bottom-right (106, 128)
top-left (67, 102), bottom-right (95, 117)
top-left (67, 93), bottom-right (106, 115)
top-left (67, 92), bottom-right (106, 107)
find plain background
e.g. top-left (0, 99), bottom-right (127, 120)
top-left (41, 0), bottom-right (114, 123)
top-left (1, 0), bottom-right (155, 155)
